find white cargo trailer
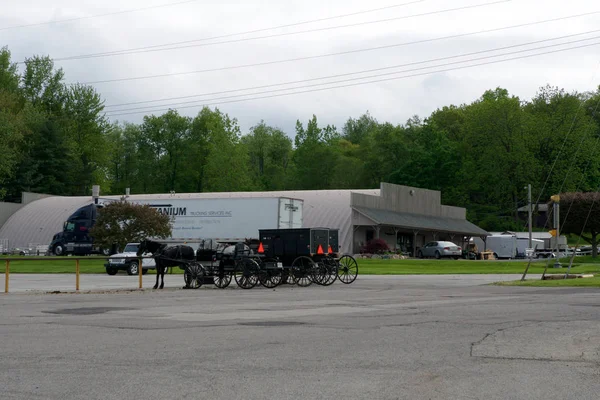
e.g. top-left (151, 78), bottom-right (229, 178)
top-left (472, 235), bottom-right (545, 259)
top-left (472, 235), bottom-right (517, 259)
top-left (486, 235), bottom-right (517, 259)
top-left (127, 197), bottom-right (303, 246)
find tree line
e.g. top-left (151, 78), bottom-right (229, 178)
top-left (2, 46), bottom-right (600, 231)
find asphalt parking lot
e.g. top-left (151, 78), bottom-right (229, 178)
top-left (1, 275), bottom-right (599, 400)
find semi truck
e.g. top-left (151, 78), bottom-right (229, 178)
top-left (49, 197), bottom-right (304, 256)
top-left (49, 203), bottom-right (110, 256)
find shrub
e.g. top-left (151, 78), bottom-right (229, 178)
top-left (361, 238), bottom-right (390, 254)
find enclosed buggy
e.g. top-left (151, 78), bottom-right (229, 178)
top-left (258, 228), bottom-right (358, 287)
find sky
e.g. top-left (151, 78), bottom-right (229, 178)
top-left (2, 0), bottom-right (600, 136)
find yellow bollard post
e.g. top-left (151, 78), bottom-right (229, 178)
top-left (4, 260), bottom-right (9, 294)
top-left (138, 257), bottom-right (143, 289)
top-left (76, 259), bottom-right (80, 291)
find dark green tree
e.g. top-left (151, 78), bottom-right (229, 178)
top-left (550, 192), bottom-right (600, 258)
top-left (62, 84), bottom-right (111, 195)
top-left (292, 115), bottom-right (339, 189)
top-left (90, 201), bottom-right (172, 252)
top-left (242, 121), bottom-right (293, 190)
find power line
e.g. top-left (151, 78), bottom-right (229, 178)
top-left (83, 10), bottom-right (600, 86)
top-left (1, 0), bottom-right (202, 31)
top-left (47, 0), bottom-right (511, 63)
top-left (105, 40), bottom-right (600, 117)
top-left (102, 30), bottom-right (600, 109)
top-left (529, 60), bottom-right (600, 220)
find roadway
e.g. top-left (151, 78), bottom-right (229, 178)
top-left (0, 275), bottom-right (598, 400)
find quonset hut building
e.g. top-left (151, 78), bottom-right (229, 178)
top-left (0, 183), bottom-right (488, 256)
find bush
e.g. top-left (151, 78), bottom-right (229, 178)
top-left (361, 238), bottom-right (390, 254)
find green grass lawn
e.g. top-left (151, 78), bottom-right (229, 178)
top-left (357, 258), bottom-right (600, 275)
top-left (3, 256), bottom-right (600, 276)
top-left (494, 277), bottom-right (600, 287)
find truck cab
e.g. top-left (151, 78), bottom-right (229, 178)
top-left (104, 243), bottom-right (156, 275)
top-left (49, 204), bottom-right (111, 256)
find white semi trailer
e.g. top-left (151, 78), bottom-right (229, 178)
top-left (52, 197), bottom-right (303, 256)
top-left (131, 197), bottom-right (304, 247)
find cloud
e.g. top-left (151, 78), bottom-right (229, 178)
top-left (2, 0), bottom-right (600, 135)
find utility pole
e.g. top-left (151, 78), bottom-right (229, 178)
top-left (551, 195), bottom-right (561, 268)
top-left (527, 184), bottom-right (532, 249)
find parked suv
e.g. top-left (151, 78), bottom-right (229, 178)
top-left (104, 243), bottom-right (156, 275)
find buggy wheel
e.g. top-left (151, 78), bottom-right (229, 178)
top-left (184, 262), bottom-right (205, 289)
top-left (259, 269), bottom-right (282, 288)
top-left (213, 267), bottom-right (232, 289)
top-left (291, 256), bottom-right (315, 287)
top-left (234, 258), bottom-right (259, 289)
top-left (319, 259), bottom-right (338, 286)
top-left (311, 262), bottom-right (328, 286)
top-left (337, 255), bottom-right (358, 284)
top-left (281, 269), bottom-right (294, 285)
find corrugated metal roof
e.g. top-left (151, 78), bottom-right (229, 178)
top-left (0, 196), bottom-right (91, 249)
top-left (0, 189), bottom-right (380, 253)
top-left (353, 206), bottom-right (489, 236)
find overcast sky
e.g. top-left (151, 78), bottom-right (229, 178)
top-left (2, 0), bottom-right (600, 136)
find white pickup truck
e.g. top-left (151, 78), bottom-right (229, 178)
top-left (104, 243), bottom-right (156, 276)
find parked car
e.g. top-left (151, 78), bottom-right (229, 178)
top-left (104, 243), bottom-right (156, 275)
top-left (417, 241), bottom-right (462, 259)
top-left (11, 248), bottom-right (30, 256)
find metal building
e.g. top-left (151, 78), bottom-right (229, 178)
top-left (0, 183), bottom-right (488, 255)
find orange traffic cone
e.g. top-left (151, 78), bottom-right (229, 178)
top-left (317, 244), bottom-right (324, 255)
top-left (258, 242), bottom-right (265, 253)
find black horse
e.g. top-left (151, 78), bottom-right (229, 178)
top-left (137, 239), bottom-right (195, 289)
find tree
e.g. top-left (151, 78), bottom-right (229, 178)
top-left (362, 122), bottom-right (408, 186)
top-left (21, 55), bottom-right (65, 114)
top-left (330, 138), bottom-right (368, 189)
top-left (62, 84), bottom-right (111, 195)
top-left (201, 108), bottom-right (254, 192)
top-left (90, 202), bottom-right (173, 253)
top-left (140, 110), bottom-right (191, 192)
top-left (291, 115), bottom-right (340, 189)
top-left (107, 122), bottom-right (141, 195)
top-left (550, 192), bottom-right (600, 258)
top-left (242, 121), bottom-right (293, 190)
top-left (342, 112), bottom-right (378, 144)
top-left (0, 47), bottom-right (24, 199)
top-left (8, 118), bottom-right (74, 196)
top-left (0, 46), bottom-right (19, 93)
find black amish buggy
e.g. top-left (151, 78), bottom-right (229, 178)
top-left (256, 228), bottom-right (358, 287)
top-left (139, 227), bottom-right (358, 290)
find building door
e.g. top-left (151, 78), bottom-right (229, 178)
top-left (396, 233), bottom-right (413, 254)
top-left (366, 229), bottom-right (374, 242)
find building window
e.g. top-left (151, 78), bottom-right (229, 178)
top-left (366, 229), bottom-right (374, 242)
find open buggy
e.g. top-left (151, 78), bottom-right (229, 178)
top-left (185, 239), bottom-right (282, 290)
